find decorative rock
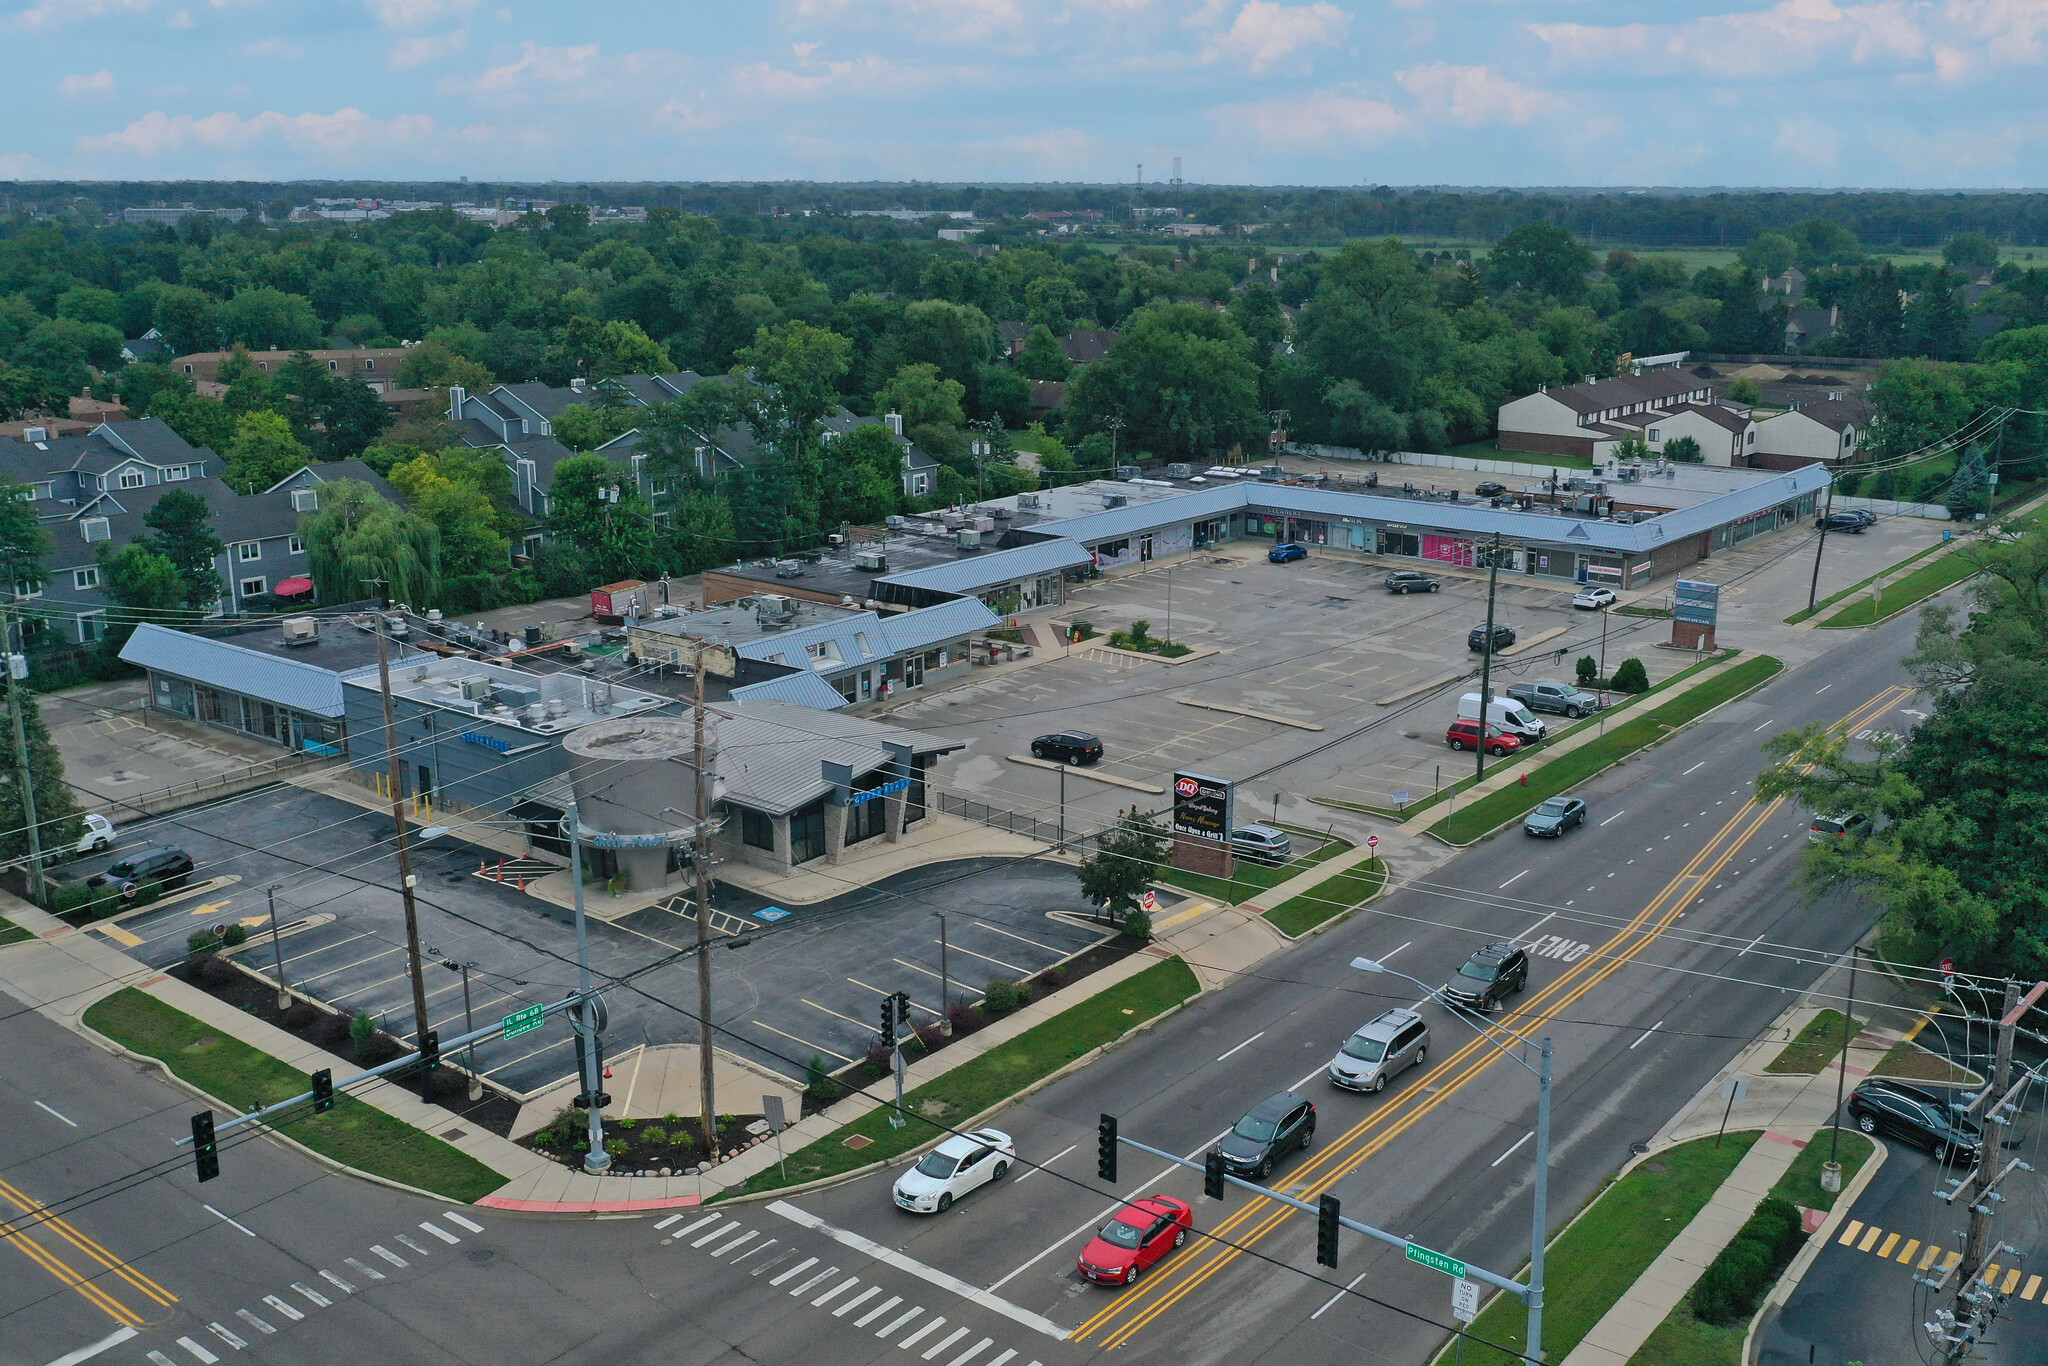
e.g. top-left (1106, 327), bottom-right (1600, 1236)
top-left (660, 1166), bottom-right (671, 1177)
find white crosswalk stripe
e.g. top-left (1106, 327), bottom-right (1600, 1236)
top-left (921, 1326), bottom-right (970, 1360)
top-left (654, 1212), bottom-right (686, 1230)
top-left (371, 1244), bottom-right (408, 1267)
top-left (899, 1317), bottom-right (946, 1349)
top-left (232, 1309), bottom-right (274, 1335)
top-left (770, 1256), bottom-right (818, 1286)
top-left (206, 1322), bottom-right (247, 1350)
top-left (691, 1219), bottom-right (740, 1248)
top-left (985, 1352), bottom-right (1016, 1366)
top-left (834, 1285), bottom-right (882, 1317)
top-left (672, 1213), bottom-right (721, 1239)
top-left (812, 1276), bottom-right (861, 1307)
top-left (175, 1335), bottom-right (220, 1363)
top-left (420, 1221), bottom-right (461, 1244)
top-left (711, 1230), bottom-right (758, 1257)
top-left (147, 1351), bottom-right (178, 1365)
top-left (877, 1306), bottom-right (923, 1338)
top-left (343, 1256), bottom-right (384, 1281)
top-left (292, 1281), bottom-right (332, 1308)
top-left (856, 1295), bottom-right (902, 1327)
top-left (946, 1337), bottom-right (993, 1366)
top-left (320, 1269), bottom-right (355, 1295)
top-left (395, 1234), bottom-right (432, 1257)
top-left (442, 1211), bottom-right (486, 1233)
top-left (261, 1294), bottom-right (305, 1322)
top-left (789, 1265), bottom-right (839, 1297)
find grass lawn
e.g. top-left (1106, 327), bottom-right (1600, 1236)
top-left (1432, 656), bottom-right (1785, 843)
top-left (1816, 551), bottom-right (1981, 628)
top-left (1775, 1130), bottom-right (1874, 1214)
top-left (1448, 1132), bottom-right (1762, 1366)
top-left (1263, 857), bottom-right (1386, 937)
top-left (1763, 1010), bottom-right (1866, 1075)
top-left (1784, 541), bottom-right (1948, 624)
top-left (1873, 1039), bottom-right (1981, 1084)
top-left (723, 957), bottom-right (1200, 1199)
top-left (0, 916), bottom-right (29, 947)
top-left (1157, 826), bottom-right (1349, 905)
top-left (83, 988), bottom-right (503, 1203)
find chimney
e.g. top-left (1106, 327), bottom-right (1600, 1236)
top-left (448, 384), bottom-right (466, 417)
top-left (885, 411), bottom-right (904, 437)
top-left (1829, 304), bottom-right (1840, 327)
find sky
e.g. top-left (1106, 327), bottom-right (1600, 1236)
top-left (3, 0), bottom-right (2047, 188)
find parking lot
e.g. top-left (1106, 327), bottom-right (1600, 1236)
top-left (74, 785), bottom-right (1111, 1097)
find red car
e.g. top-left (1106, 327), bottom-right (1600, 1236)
top-left (1445, 719), bottom-right (1522, 757)
top-left (1076, 1195), bottom-right (1193, 1286)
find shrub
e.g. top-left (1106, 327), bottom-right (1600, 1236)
top-left (1611, 657), bottom-right (1651, 693)
top-left (1575, 654), bottom-right (1599, 685)
top-left (982, 979), bottom-right (1028, 1015)
top-left (1690, 1195), bottom-right (1806, 1325)
top-left (805, 1052), bottom-right (842, 1107)
top-left (282, 1001), bottom-right (318, 1029)
top-left (912, 1022), bottom-right (945, 1051)
top-left (1122, 908), bottom-right (1153, 941)
top-left (199, 954), bottom-right (239, 988)
top-left (947, 1002), bottom-right (979, 1036)
top-left (349, 1010), bottom-right (377, 1051)
top-left (130, 880), bottom-right (161, 906)
top-left (46, 881), bottom-right (96, 915)
top-left (221, 923), bottom-right (248, 947)
top-left (863, 1042), bottom-right (893, 1075)
top-left (187, 929), bottom-right (221, 955)
top-left (1128, 619), bottom-right (1151, 644)
top-left (314, 1011), bottom-right (351, 1047)
top-left (638, 1124), bottom-right (670, 1146)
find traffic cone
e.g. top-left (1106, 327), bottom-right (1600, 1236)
top-left (517, 874), bottom-right (525, 891)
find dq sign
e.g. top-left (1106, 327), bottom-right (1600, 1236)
top-left (1172, 771), bottom-right (1233, 844)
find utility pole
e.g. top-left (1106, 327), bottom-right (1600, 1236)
top-left (691, 655), bottom-right (718, 1162)
top-left (566, 798), bottom-right (610, 1172)
top-left (932, 910), bottom-right (949, 1018)
top-left (1805, 474), bottom-right (1836, 614)
top-left (1528, 1038), bottom-right (1552, 1363)
top-left (1475, 533), bottom-right (1503, 783)
top-left (1105, 415), bottom-right (1125, 472)
top-left (266, 882), bottom-right (289, 1011)
top-left (370, 606), bottom-right (433, 1095)
top-left (1, 609), bottom-right (46, 906)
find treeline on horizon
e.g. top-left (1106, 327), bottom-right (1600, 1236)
top-left (14, 182), bottom-right (2048, 249)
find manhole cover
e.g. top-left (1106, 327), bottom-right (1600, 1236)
top-left (1630, 1141), bottom-right (1650, 1155)
top-left (467, 1249), bottom-right (494, 1265)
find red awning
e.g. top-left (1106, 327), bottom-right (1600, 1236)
top-left (272, 576), bottom-right (315, 597)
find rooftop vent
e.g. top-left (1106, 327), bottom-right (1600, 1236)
top-left (281, 616), bottom-right (318, 645)
top-left (854, 549), bottom-right (888, 572)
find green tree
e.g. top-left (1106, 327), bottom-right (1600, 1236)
top-left (890, 299), bottom-right (995, 389)
top-left (554, 402), bottom-right (640, 452)
top-left (143, 488), bottom-right (224, 610)
top-left (0, 477), bottom-right (53, 598)
top-left (1738, 232), bottom-right (1799, 279)
top-left (1295, 239), bottom-right (1455, 413)
top-left (223, 410), bottom-right (312, 493)
top-left (1064, 303), bottom-right (1263, 460)
top-left (1613, 435), bottom-right (1653, 464)
top-left (1024, 275), bottom-right (1089, 333)
top-left (56, 286), bottom-right (121, 328)
top-left (1077, 811), bottom-right (1169, 923)
top-left (559, 316), bottom-right (673, 380)
top-left (978, 365), bottom-right (1032, 428)
top-left (218, 287), bottom-right (323, 351)
top-left (151, 285), bottom-right (220, 356)
top-left (1662, 435), bottom-right (1705, 463)
top-left (1016, 325), bottom-right (1072, 382)
top-left (1486, 222), bottom-right (1594, 300)
top-left (97, 541), bottom-right (189, 644)
top-left (1942, 233), bottom-right (1999, 270)
top-left (820, 423), bottom-right (903, 527)
top-left (388, 452), bottom-right (511, 610)
top-left (1948, 442), bottom-right (1992, 521)
top-left (302, 480), bottom-right (441, 609)
top-left (0, 679), bottom-right (82, 888)
top-left (1725, 377), bottom-right (1762, 405)
top-left (545, 453), bottom-right (654, 581)
top-left (114, 361), bottom-right (191, 416)
top-left (660, 489), bottom-right (736, 574)
top-left (874, 363), bottom-right (966, 432)
top-left (394, 336), bottom-right (495, 392)
top-left (146, 389), bottom-right (237, 454)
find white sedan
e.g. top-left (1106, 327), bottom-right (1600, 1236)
top-left (1572, 586), bottom-right (1618, 610)
top-left (70, 813), bottom-right (115, 856)
top-left (892, 1128), bottom-right (1017, 1213)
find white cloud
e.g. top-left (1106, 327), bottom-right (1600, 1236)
top-left (1208, 1), bottom-right (1349, 76)
top-left (60, 68), bottom-right (114, 97)
top-left (730, 52), bottom-right (934, 99)
top-left (165, 7), bottom-right (190, 24)
top-left (238, 37), bottom-right (306, 59)
top-left (654, 99), bottom-right (722, 130)
top-left (365, 0), bottom-right (474, 27)
top-left (786, 0), bottom-right (1025, 45)
top-left (1395, 62), bottom-right (1564, 127)
top-left (0, 152), bottom-right (45, 175)
top-left (1770, 114), bottom-right (1848, 172)
top-left (7, 0), bottom-right (152, 31)
top-left (389, 27), bottom-right (467, 68)
top-left (439, 39), bottom-right (599, 94)
top-left (78, 106), bottom-right (443, 160)
top-left (1211, 87), bottom-right (1411, 151)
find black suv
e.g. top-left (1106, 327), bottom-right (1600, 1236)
top-left (1216, 1091), bottom-right (1316, 1179)
top-left (1384, 570), bottom-right (1442, 595)
top-left (1819, 511), bottom-right (1868, 533)
top-left (87, 845), bottom-right (195, 898)
top-left (1445, 942), bottom-right (1529, 1012)
top-left (1032, 732), bottom-right (1104, 765)
top-left (1468, 623), bottom-right (1517, 653)
top-left (1846, 1080), bottom-right (1982, 1164)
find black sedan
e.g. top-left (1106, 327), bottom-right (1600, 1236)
top-left (1523, 796), bottom-right (1587, 837)
top-left (1845, 1079), bottom-right (1982, 1163)
top-left (1819, 511), bottom-right (1868, 533)
top-left (1032, 732), bottom-right (1104, 765)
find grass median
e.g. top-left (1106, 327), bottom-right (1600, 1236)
top-left (1762, 1010), bottom-right (1866, 1075)
top-left (0, 916), bottom-right (29, 947)
top-left (724, 956), bottom-right (1200, 1199)
top-left (83, 988), bottom-right (502, 1203)
top-left (1158, 825), bottom-right (1350, 904)
top-left (1446, 1132), bottom-right (1762, 1366)
top-left (1263, 857), bottom-right (1386, 937)
top-left (1430, 655), bottom-right (1785, 844)
top-left (1783, 540), bottom-right (1947, 624)
top-left (1816, 550), bottom-right (1980, 627)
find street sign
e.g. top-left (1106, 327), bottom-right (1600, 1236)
top-left (1674, 580), bottom-right (1721, 627)
top-left (1406, 1243), bottom-right (1467, 1279)
top-left (1172, 771), bottom-right (1234, 844)
top-left (501, 1004), bottom-right (545, 1040)
top-left (1451, 1277), bottom-right (1480, 1323)
top-left (1367, 835), bottom-right (1380, 851)
top-left (762, 1093), bottom-right (786, 1133)
top-left (1140, 889), bottom-right (1157, 913)
top-left (1721, 1075), bottom-right (1748, 1104)
top-left (1392, 790), bottom-right (1410, 807)
top-left (1941, 956), bottom-right (1955, 984)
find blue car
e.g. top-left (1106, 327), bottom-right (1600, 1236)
top-left (1269, 542), bottom-right (1308, 563)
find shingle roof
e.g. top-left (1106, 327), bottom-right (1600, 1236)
top-left (118, 622), bottom-right (349, 717)
top-left (1538, 371), bottom-right (1705, 416)
top-left (97, 418), bottom-right (205, 465)
top-left (1776, 397), bottom-right (1870, 433)
top-left (727, 671), bottom-right (848, 710)
top-left (875, 540), bottom-right (1093, 595)
top-left (1665, 403), bottom-right (1752, 434)
top-left (710, 698), bottom-right (961, 815)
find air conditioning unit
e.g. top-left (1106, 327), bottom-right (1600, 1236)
top-left (280, 616), bottom-right (318, 645)
top-left (1016, 493), bottom-right (1041, 509)
top-left (773, 559), bottom-right (805, 579)
top-left (755, 593), bottom-right (796, 625)
top-left (885, 515), bottom-right (907, 528)
top-left (854, 549), bottom-right (888, 572)
top-left (1102, 493), bottom-right (1128, 509)
top-left (827, 533), bottom-right (845, 547)
top-left (957, 528), bottom-right (982, 549)
top-left (459, 676), bottom-right (494, 701)
top-left (1116, 465), bottom-right (1139, 480)
top-left (1166, 463), bottom-right (1193, 480)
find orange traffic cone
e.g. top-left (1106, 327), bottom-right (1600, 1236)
top-left (479, 859), bottom-right (488, 875)
top-left (517, 874), bottom-right (526, 891)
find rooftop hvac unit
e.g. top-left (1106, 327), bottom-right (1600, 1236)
top-left (940, 511), bottom-right (966, 529)
top-left (755, 593), bottom-right (797, 625)
top-left (957, 528), bottom-right (983, 549)
top-left (827, 533), bottom-right (844, 547)
top-left (459, 676), bottom-right (494, 701)
top-left (885, 514), bottom-right (906, 528)
top-left (1102, 493), bottom-right (1128, 509)
top-left (854, 549), bottom-right (888, 571)
top-left (990, 505), bottom-right (1012, 519)
top-left (969, 516), bottom-right (995, 533)
top-left (492, 684), bottom-right (541, 711)
top-left (773, 559), bottom-right (805, 579)
top-left (280, 616), bottom-right (318, 645)
top-left (1166, 463), bottom-right (1193, 480)
top-left (1016, 492), bottom-right (1041, 509)
top-left (545, 697), bottom-right (571, 719)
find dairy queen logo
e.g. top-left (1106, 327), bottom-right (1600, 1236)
top-left (1175, 777), bottom-right (1200, 798)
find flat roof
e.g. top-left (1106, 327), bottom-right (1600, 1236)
top-left (193, 615), bottom-right (395, 674)
top-left (634, 598), bottom-right (866, 647)
top-left (342, 652), bottom-right (672, 735)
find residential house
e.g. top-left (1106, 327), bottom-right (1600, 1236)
top-left (1750, 395), bottom-right (1870, 470)
top-left (121, 328), bottom-right (170, 364)
top-left (1784, 305), bottom-right (1840, 352)
top-left (1496, 370), bottom-right (1721, 460)
top-left (1060, 329), bottom-right (1118, 366)
top-left (1634, 403), bottom-right (1757, 467)
top-left (171, 347), bottom-right (412, 393)
top-left (996, 320), bottom-right (1033, 357)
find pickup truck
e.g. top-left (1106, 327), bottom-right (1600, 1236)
top-left (1507, 680), bottom-right (1600, 719)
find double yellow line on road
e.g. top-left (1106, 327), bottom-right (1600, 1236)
top-left (1073, 683), bottom-right (1910, 1350)
top-left (0, 1174), bottom-right (179, 1329)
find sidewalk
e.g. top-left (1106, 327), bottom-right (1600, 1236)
top-left (1557, 948), bottom-right (1941, 1366)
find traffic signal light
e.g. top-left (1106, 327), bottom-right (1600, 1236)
top-left (419, 1030), bottom-right (440, 1067)
top-left (1096, 1114), bottom-right (1117, 1182)
top-left (1316, 1195), bottom-right (1341, 1269)
top-left (311, 1068), bottom-right (334, 1113)
top-left (894, 992), bottom-right (910, 1030)
top-left (880, 997), bottom-right (896, 1042)
top-left (191, 1110), bottom-right (219, 1183)
top-left (1204, 1150), bottom-right (1226, 1201)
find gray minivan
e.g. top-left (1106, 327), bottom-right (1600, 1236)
top-left (1328, 1008), bottom-right (1431, 1093)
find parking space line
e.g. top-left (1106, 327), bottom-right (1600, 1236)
top-left (892, 958), bottom-right (952, 986)
top-left (277, 932), bottom-right (372, 967)
top-left (481, 1033), bottom-right (571, 1077)
top-left (294, 947), bottom-right (402, 987)
top-left (750, 1019), bottom-right (856, 1064)
top-left (970, 922), bottom-right (1066, 953)
top-left (846, 978), bottom-right (943, 1018)
top-left (937, 942), bottom-right (1029, 974)
top-left (804, 998), bottom-right (879, 1031)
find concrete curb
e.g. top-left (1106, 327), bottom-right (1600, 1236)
top-left (1377, 668), bottom-right (1469, 706)
top-left (1252, 857), bottom-right (1392, 942)
top-left (1173, 697), bottom-right (1323, 731)
top-left (1739, 1138), bottom-right (1891, 1366)
top-left (1074, 641), bottom-right (1219, 667)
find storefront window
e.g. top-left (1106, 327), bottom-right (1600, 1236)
top-left (790, 802), bottom-right (827, 864)
top-left (1379, 530), bottom-right (1419, 557)
top-left (741, 809), bottom-right (774, 850)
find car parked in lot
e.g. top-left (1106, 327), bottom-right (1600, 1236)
top-left (1384, 570), bottom-right (1441, 594)
top-left (1216, 1091), bottom-right (1316, 1179)
top-left (1032, 732), bottom-right (1104, 765)
top-left (1473, 481), bottom-right (1506, 498)
top-left (1268, 541), bottom-right (1309, 563)
top-left (1524, 796), bottom-right (1587, 837)
top-left (1230, 824), bottom-right (1294, 865)
top-left (86, 845), bottom-right (194, 898)
top-left (1506, 680), bottom-right (1600, 718)
top-left (1328, 1008), bottom-right (1430, 1093)
top-left (1846, 1080), bottom-right (1981, 1164)
top-left (1468, 623), bottom-right (1517, 653)
top-left (69, 813), bottom-right (115, 857)
top-left (1819, 511), bottom-right (1868, 533)
top-left (892, 1129), bottom-right (1017, 1213)
top-left (1572, 586), bottom-right (1618, 610)
top-left (1445, 719), bottom-right (1522, 757)
top-left (1076, 1195), bottom-right (1193, 1285)
top-left (1808, 812), bottom-right (1870, 843)
top-left (1444, 941), bottom-right (1529, 1012)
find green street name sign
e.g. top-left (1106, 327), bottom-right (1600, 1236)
top-left (501, 1004), bottom-right (545, 1040)
top-left (1405, 1243), bottom-right (1467, 1279)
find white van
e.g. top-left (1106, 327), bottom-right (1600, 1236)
top-left (1457, 692), bottom-right (1548, 742)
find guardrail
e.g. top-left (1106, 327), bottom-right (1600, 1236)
top-left (933, 792), bottom-right (1101, 850)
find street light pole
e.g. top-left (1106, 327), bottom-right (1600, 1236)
top-left (933, 910), bottom-right (949, 1019)
top-left (266, 882), bottom-right (288, 1011)
top-left (1475, 532), bottom-right (1503, 784)
top-left (443, 959), bottom-right (481, 1101)
top-left (567, 797), bottom-right (610, 1173)
top-left (1355, 956), bottom-right (1550, 1362)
